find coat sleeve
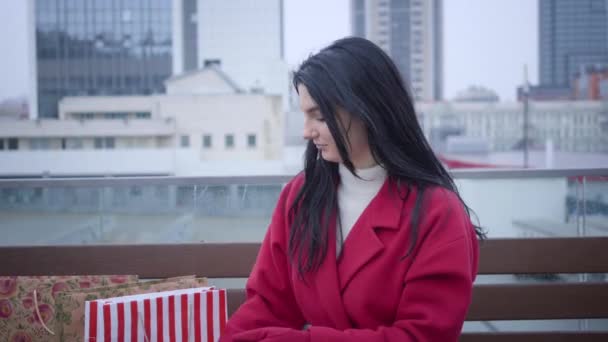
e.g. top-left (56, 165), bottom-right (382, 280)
top-left (219, 180), bottom-right (307, 341)
top-left (230, 188), bottom-right (479, 342)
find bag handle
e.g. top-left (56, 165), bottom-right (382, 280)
top-left (33, 289), bottom-right (55, 335)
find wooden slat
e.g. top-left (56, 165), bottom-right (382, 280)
top-left (478, 237), bottom-right (608, 274)
top-left (2, 238), bottom-right (607, 277)
top-left (467, 283), bottom-right (608, 320)
top-left (460, 332), bottom-right (608, 342)
top-left (3, 238), bottom-right (607, 278)
top-left (226, 284), bottom-right (608, 321)
top-left (0, 243), bottom-right (260, 278)
top-left (227, 288), bottom-right (247, 317)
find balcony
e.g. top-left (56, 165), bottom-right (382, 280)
top-left (1, 168), bottom-right (607, 334)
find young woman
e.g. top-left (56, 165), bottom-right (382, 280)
top-left (220, 37), bottom-right (484, 342)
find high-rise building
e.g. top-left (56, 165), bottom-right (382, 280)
top-left (351, 0), bottom-right (443, 101)
top-left (539, 0), bottom-right (608, 87)
top-left (173, 0), bottom-right (199, 73)
top-left (173, 0), bottom-right (287, 103)
top-left (27, 0), bottom-right (173, 119)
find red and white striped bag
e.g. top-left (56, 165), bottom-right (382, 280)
top-left (84, 287), bottom-right (227, 342)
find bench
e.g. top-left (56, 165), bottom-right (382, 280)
top-left (2, 237), bottom-right (608, 341)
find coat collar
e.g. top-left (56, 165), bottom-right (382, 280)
top-left (310, 179), bottom-right (407, 326)
top-left (337, 179), bottom-right (405, 291)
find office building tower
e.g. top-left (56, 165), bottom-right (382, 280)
top-left (351, 0), bottom-right (443, 101)
top-left (28, 0), bottom-right (173, 119)
top-left (539, 0), bottom-right (608, 87)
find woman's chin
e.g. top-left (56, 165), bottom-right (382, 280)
top-left (319, 151), bottom-right (341, 163)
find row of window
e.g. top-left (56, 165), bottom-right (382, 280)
top-left (70, 112), bottom-right (151, 120)
top-left (36, 0), bottom-right (171, 11)
top-left (0, 135), bottom-right (260, 151)
top-left (0, 137), bottom-right (119, 151)
top-left (0, 138), bottom-right (19, 150)
top-left (38, 75), bottom-right (169, 90)
top-left (180, 134), bottom-right (257, 149)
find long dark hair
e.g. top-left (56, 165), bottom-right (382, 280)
top-left (289, 37), bottom-right (485, 277)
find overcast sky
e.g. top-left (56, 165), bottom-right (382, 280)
top-left (0, 0), bottom-right (537, 102)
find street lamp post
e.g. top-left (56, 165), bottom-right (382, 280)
top-left (523, 65), bottom-right (530, 168)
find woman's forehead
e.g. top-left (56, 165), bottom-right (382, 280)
top-left (297, 84), bottom-right (319, 113)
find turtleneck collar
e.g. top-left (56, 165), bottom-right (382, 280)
top-left (338, 163), bottom-right (387, 193)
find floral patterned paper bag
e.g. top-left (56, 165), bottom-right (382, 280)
top-left (0, 275), bottom-right (137, 342)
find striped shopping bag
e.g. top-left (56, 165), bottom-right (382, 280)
top-left (84, 287), bottom-right (227, 342)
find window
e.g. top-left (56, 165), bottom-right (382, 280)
top-left (204, 59), bottom-right (221, 67)
top-left (65, 138), bottom-right (83, 149)
top-left (94, 138), bottom-right (103, 149)
top-left (135, 112), bottom-right (151, 119)
top-left (30, 138), bottom-right (51, 150)
top-left (225, 134), bottom-right (235, 149)
top-left (104, 112), bottom-right (127, 120)
top-left (180, 135), bottom-right (190, 147)
top-left (202, 134), bottom-right (212, 148)
top-left (105, 137), bottom-right (115, 149)
top-left (247, 134), bottom-right (257, 148)
top-left (0, 139), bottom-right (4, 150)
top-left (8, 138), bottom-right (18, 150)
top-left (94, 137), bottom-right (115, 149)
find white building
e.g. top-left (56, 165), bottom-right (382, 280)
top-left (351, 0), bottom-right (443, 101)
top-left (419, 100), bottom-right (608, 154)
top-left (0, 67), bottom-right (286, 177)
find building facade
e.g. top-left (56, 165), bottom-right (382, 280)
top-left (418, 100), bottom-right (608, 153)
top-left (28, 0), bottom-right (173, 119)
top-left (351, 0), bottom-right (443, 101)
top-left (0, 67), bottom-right (284, 177)
top-left (539, 0), bottom-right (608, 87)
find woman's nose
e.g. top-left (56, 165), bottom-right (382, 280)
top-left (303, 127), bottom-right (318, 140)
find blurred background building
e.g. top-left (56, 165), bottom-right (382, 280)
top-left (29, 0), bottom-right (173, 119)
top-left (518, 0), bottom-right (608, 101)
top-left (351, 0), bottom-right (443, 101)
top-left (0, 65), bottom-right (285, 177)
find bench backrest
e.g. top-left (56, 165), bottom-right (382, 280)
top-left (2, 237), bottom-right (608, 342)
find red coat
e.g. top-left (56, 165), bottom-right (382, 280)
top-left (220, 174), bottom-right (479, 342)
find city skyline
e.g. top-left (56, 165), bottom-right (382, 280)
top-left (0, 0), bottom-right (537, 102)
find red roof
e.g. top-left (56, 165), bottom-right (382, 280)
top-left (438, 156), bottom-right (501, 169)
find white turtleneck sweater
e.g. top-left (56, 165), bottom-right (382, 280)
top-left (336, 163), bottom-right (388, 256)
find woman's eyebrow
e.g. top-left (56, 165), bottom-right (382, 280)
top-left (303, 105), bottom-right (320, 114)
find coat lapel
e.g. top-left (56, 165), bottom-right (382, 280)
top-left (337, 179), bottom-right (404, 292)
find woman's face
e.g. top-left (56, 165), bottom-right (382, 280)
top-left (298, 84), bottom-right (374, 168)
